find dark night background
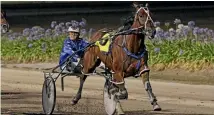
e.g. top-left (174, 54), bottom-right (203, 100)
top-left (1, 1), bottom-right (214, 32)
top-left (2, 1), bottom-right (214, 9)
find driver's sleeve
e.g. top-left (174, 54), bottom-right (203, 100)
top-left (81, 39), bottom-right (89, 48)
top-left (59, 39), bottom-right (78, 65)
top-left (78, 39), bottom-right (89, 58)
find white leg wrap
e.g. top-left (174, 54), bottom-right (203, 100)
top-left (110, 81), bottom-right (125, 85)
top-left (139, 66), bottom-right (150, 75)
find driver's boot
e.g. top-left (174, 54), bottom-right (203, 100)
top-left (73, 65), bottom-right (83, 74)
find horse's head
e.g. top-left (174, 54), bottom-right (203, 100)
top-left (132, 2), bottom-right (155, 38)
top-left (1, 11), bottom-right (10, 33)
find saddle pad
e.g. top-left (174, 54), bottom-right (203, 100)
top-left (95, 33), bottom-right (111, 52)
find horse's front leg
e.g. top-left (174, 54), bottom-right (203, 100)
top-left (109, 72), bottom-right (127, 115)
top-left (141, 71), bottom-right (161, 111)
top-left (71, 75), bottom-right (87, 105)
top-left (111, 72), bottom-right (128, 100)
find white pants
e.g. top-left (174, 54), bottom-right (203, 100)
top-left (61, 58), bottom-right (80, 73)
top-left (98, 62), bottom-right (106, 69)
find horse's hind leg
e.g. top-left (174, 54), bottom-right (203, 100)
top-left (71, 51), bottom-right (100, 105)
top-left (71, 75), bottom-right (87, 105)
top-left (141, 71), bottom-right (161, 111)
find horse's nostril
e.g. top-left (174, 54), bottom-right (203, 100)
top-left (1, 24), bottom-right (9, 33)
top-left (153, 30), bottom-right (156, 35)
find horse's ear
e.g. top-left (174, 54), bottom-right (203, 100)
top-left (2, 11), bottom-right (6, 17)
top-left (133, 2), bottom-right (140, 9)
top-left (145, 3), bottom-right (149, 7)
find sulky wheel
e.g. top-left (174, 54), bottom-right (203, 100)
top-left (103, 80), bottom-right (117, 115)
top-left (42, 76), bottom-right (56, 115)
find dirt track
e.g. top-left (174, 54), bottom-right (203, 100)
top-left (1, 68), bottom-right (214, 115)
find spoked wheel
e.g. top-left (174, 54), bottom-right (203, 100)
top-left (42, 76), bottom-right (56, 115)
top-left (103, 80), bottom-right (117, 115)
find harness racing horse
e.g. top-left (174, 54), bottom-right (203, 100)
top-left (71, 3), bottom-right (161, 114)
top-left (1, 10), bottom-right (10, 33)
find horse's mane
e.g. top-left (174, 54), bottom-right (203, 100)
top-left (89, 28), bottom-right (110, 42)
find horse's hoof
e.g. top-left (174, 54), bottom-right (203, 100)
top-left (71, 99), bottom-right (78, 105)
top-left (116, 109), bottom-right (125, 115)
top-left (153, 104), bottom-right (161, 111)
top-left (116, 102), bottom-right (125, 115)
top-left (71, 95), bottom-right (81, 106)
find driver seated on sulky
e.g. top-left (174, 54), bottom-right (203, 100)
top-left (59, 26), bottom-right (89, 73)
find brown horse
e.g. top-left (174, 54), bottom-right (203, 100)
top-left (71, 2), bottom-right (161, 112)
top-left (1, 10), bottom-right (10, 33)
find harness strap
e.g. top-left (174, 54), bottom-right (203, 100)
top-left (122, 47), bottom-right (145, 59)
top-left (136, 60), bottom-right (142, 71)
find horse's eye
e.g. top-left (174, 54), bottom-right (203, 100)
top-left (139, 14), bottom-right (147, 18)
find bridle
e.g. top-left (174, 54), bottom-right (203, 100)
top-left (114, 5), bottom-right (155, 37)
top-left (135, 5), bottom-right (154, 30)
top-left (1, 12), bottom-right (10, 33)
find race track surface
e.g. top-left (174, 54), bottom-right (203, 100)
top-left (1, 68), bottom-right (214, 115)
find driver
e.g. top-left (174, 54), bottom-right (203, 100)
top-left (59, 26), bottom-right (89, 73)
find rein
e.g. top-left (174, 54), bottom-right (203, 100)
top-left (111, 26), bottom-right (147, 58)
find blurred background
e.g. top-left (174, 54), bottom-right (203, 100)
top-left (1, 1), bottom-right (214, 32)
